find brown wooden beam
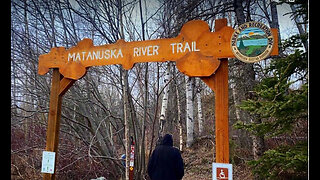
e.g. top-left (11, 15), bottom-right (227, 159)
top-left (201, 18), bottom-right (230, 164)
top-left (59, 77), bottom-right (76, 96)
top-left (43, 68), bottom-right (62, 180)
top-left (43, 69), bottom-right (76, 180)
top-left (201, 59), bottom-right (229, 163)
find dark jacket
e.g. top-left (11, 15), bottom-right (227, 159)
top-left (147, 134), bottom-right (184, 180)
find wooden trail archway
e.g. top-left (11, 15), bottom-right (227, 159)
top-left (38, 18), bottom-right (278, 180)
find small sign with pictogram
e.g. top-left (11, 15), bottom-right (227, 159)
top-left (212, 163), bottom-right (232, 180)
top-left (129, 137), bottom-right (135, 180)
top-left (41, 151), bottom-right (56, 174)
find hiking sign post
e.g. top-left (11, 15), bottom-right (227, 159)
top-left (38, 18), bottom-right (278, 180)
top-left (129, 137), bottom-right (135, 180)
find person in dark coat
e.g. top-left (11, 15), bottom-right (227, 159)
top-left (147, 134), bottom-right (184, 180)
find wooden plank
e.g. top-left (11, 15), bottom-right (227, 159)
top-left (201, 18), bottom-right (229, 163)
top-left (38, 19), bottom-right (235, 80)
top-left (201, 74), bottom-right (216, 92)
top-left (213, 59), bottom-right (229, 163)
top-left (38, 19), bottom-right (279, 80)
top-left (59, 77), bottom-right (76, 96)
top-left (271, 28), bottom-right (279, 56)
top-left (43, 68), bottom-right (63, 180)
top-left (214, 18), bottom-right (227, 31)
top-left (201, 59), bottom-right (229, 163)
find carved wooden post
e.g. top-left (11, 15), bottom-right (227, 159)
top-left (213, 59), bottom-right (229, 163)
top-left (43, 68), bottom-right (61, 180)
top-left (200, 19), bottom-right (230, 163)
top-left (43, 68), bottom-right (75, 180)
top-left (201, 59), bottom-right (229, 163)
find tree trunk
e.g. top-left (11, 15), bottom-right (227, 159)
top-left (139, 62), bottom-right (148, 178)
top-left (290, 3), bottom-right (308, 52)
top-left (270, 0), bottom-right (281, 41)
top-left (251, 119), bottom-right (265, 160)
top-left (174, 68), bottom-right (183, 151)
top-left (118, 0), bottom-right (129, 178)
top-left (196, 78), bottom-right (204, 136)
top-left (158, 62), bottom-right (171, 137)
top-left (122, 69), bottom-right (130, 180)
top-left (233, 0), bottom-right (246, 24)
top-left (233, 0), bottom-right (265, 160)
top-left (185, 76), bottom-right (194, 148)
top-left (138, 0), bottom-right (147, 177)
top-left (23, 0), bottom-right (29, 143)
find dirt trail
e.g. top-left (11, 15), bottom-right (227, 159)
top-left (181, 137), bottom-right (253, 180)
top-left (181, 137), bottom-right (214, 180)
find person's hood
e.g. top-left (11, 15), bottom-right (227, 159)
top-left (160, 134), bottom-right (173, 146)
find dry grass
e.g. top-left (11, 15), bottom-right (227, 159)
top-left (181, 137), bottom-right (253, 180)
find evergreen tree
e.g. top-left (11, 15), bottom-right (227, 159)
top-left (238, 38), bottom-right (246, 50)
top-left (234, 1), bottom-right (308, 179)
top-left (235, 34), bottom-right (308, 180)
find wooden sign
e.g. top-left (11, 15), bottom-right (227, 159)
top-left (38, 18), bottom-right (278, 180)
top-left (38, 19), bottom-right (278, 80)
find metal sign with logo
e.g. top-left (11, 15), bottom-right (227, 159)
top-left (41, 151), bottom-right (56, 174)
top-left (212, 163), bottom-right (232, 180)
top-left (231, 21), bottom-right (274, 63)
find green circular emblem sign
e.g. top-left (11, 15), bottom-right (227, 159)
top-left (231, 21), bottom-right (274, 63)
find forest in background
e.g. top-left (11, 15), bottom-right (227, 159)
top-left (11, 0), bottom-right (308, 179)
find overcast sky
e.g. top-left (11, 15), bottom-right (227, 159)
top-left (277, 3), bottom-right (301, 39)
top-left (69, 0), bottom-right (303, 42)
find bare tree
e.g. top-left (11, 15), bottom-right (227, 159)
top-left (185, 76), bottom-right (194, 148)
top-left (158, 62), bottom-right (172, 137)
top-left (196, 78), bottom-right (204, 136)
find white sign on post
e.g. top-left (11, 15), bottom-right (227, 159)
top-left (212, 163), bottom-right (232, 180)
top-left (41, 151), bottom-right (56, 174)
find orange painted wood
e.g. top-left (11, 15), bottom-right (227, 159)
top-left (38, 20), bottom-right (223, 79)
top-left (38, 19), bottom-right (279, 80)
top-left (44, 68), bottom-right (63, 180)
top-left (213, 59), bottom-right (229, 163)
top-left (201, 59), bottom-right (229, 163)
top-left (271, 28), bottom-right (279, 56)
top-left (200, 19), bottom-right (229, 163)
top-left (214, 18), bottom-right (228, 31)
top-left (43, 70), bottom-right (76, 180)
top-left (59, 77), bottom-right (76, 96)
top-left (38, 19), bottom-right (281, 80)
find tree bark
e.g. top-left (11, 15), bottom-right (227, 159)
top-left (138, 0), bottom-right (147, 177)
top-left (270, 1), bottom-right (280, 38)
top-left (117, 0), bottom-right (130, 178)
top-left (233, 0), bottom-right (246, 24)
top-left (173, 68), bottom-right (183, 151)
top-left (122, 69), bottom-right (130, 180)
top-left (232, 0), bottom-right (264, 159)
top-left (196, 78), bottom-right (204, 136)
top-left (158, 62), bottom-right (171, 137)
top-left (290, 3), bottom-right (308, 52)
top-left (185, 76), bottom-right (194, 148)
